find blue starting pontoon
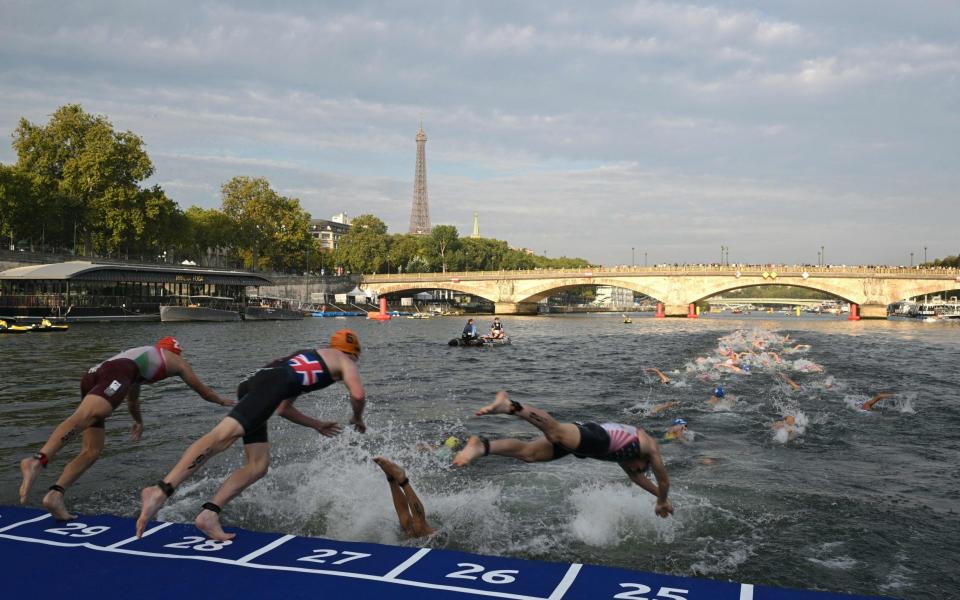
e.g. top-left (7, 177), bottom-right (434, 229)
top-left (0, 506), bottom-right (890, 600)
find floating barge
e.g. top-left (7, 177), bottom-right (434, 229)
top-left (0, 506), bottom-right (890, 600)
top-left (0, 261), bottom-right (273, 323)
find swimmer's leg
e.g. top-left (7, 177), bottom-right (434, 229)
top-left (374, 457), bottom-right (434, 538)
top-left (454, 436), bottom-right (556, 467)
top-left (194, 441), bottom-right (269, 541)
top-left (137, 417), bottom-right (243, 537)
top-left (42, 426), bottom-right (106, 520)
top-left (476, 392), bottom-right (582, 449)
top-left (862, 392), bottom-right (894, 411)
top-left (20, 395), bottom-right (112, 504)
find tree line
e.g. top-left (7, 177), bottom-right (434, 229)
top-left (0, 104), bottom-right (589, 274)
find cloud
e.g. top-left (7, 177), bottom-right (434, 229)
top-left (0, 1), bottom-right (957, 265)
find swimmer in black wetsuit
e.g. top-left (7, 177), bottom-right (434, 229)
top-left (453, 391), bottom-right (673, 518)
top-left (136, 329), bottom-right (366, 541)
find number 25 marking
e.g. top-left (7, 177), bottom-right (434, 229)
top-left (45, 523), bottom-right (110, 538)
top-left (614, 584), bottom-right (689, 600)
top-left (297, 549), bottom-right (371, 565)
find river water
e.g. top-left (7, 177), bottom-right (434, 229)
top-left (1, 314), bottom-right (958, 599)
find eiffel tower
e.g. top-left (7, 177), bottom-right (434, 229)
top-left (408, 121), bottom-right (432, 235)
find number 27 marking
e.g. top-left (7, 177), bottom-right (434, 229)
top-left (297, 549), bottom-right (371, 565)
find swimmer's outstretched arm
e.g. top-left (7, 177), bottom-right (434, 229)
top-left (777, 372), bottom-right (800, 391)
top-left (276, 399), bottom-right (343, 437)
top-left (862, 392), bottom-right (894, 411)
top-left (621, 435), bottom-right (673, 518)
top-left (644, 368), bottom-right (671, 384)
top-left (648, 401), bottom-right (678, 415)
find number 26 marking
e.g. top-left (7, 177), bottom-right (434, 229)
top-left (297, 549), bottom-right (371, 565)
top-left (44, 523), bottom-right (110, 538)
top-left (447, 563), bottom-right (518, 584)
top-left (614, 584), bottom-right (689, 600)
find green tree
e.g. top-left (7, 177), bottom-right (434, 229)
top-left (12, 104), bottom-right (154, 254)
top-left (335, 214), bottom-right (389, 274)
top-left (220, 176), bottom-right (312, 272)
top-left (0, 164), bottom-right (37, 250)
top-left (427, 225), bottom-right (460, 273)
top-left (387, 233), bottom-right (432, 273)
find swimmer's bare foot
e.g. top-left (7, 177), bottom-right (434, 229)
top-left (195, 509), bottom-right (235, 541)
top-left (19, 457), bottom-right (41, 504)
top-left (373, 457), bottom-right (407, 483)
top-left (475, 391), bottom-right (513, 416)
top-left (136, 485), bottom-right (168, 537)
top-left (452, 436), bottom-right (486, 467)
top-left (42, 488), bottom-right (77, 521)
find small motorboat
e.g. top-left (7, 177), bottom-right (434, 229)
top-left (0, 319), bottom-right (33, 334)
top-left (622, 314), bottom-right (633, 324)
top-left (29, 318), bottom-right (70, 332)
top-left (448, 336), bottom-right (511, 347)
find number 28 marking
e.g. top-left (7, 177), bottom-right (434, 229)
top-left (614, 584), bottom-right (689, 600)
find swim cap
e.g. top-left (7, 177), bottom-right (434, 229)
top-left (784, 415), bottom-right (796, 426)
top-left (443, 436), bottom-right (463, 450)
top-left (156, 336), bottom-right (182, 355)
top-left (714, 386), bottom-right (725, 398)
top-left (673, 418), bottom-right (688, 426)
top-left (742, 365), bottom-right (751, 372)
top-left (330, 329), bottom-right (361, 357)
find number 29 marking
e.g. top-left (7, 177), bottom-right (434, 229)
top-left (44, 523), bottom-right (110, 538)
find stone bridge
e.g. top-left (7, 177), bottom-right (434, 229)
top-left (361, 265), bottom-right (960, 318)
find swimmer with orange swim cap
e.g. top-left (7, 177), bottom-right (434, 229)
top-left (136, 329), bottom-right (367, 542)
top-left (18, 338), bottom-right (232, 521)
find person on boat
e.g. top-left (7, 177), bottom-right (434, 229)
top-left (490, 317), bottom-right (505, 339)
top-left (136, 329), bottom-right (366, 541)
top-left (453, 391), bottom-right (673, 519)
top-left (18, 337), bottom-right (233, 521)
top-left (372, 457), bottom-right (435, 539)
top-left (461, 318), bottom-right (479, 341)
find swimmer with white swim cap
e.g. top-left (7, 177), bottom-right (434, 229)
top-left (663, 418), bottom-right (689, 442)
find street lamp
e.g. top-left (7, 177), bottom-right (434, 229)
top-left (820, 246), bottom-right (824, 266)
top-left (632, 247), bottom-right (635, 267)
top-left (924, 246), bottom-right (927, 264)
top-left (910, 252), bottom-right (914, 267)
top-left (817, 250), bottom-right (821, 266)
top-left (644, 251), bottom-right (648, 267)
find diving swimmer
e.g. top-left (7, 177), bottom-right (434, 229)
top-left (18, 337), bottom-right (232, 520)
top-left (136, 330), bottom-right (366, 541)
top-left (453, 391), bottom-right (673, 518)
top-left (373, 457), bottom-right (435, 539)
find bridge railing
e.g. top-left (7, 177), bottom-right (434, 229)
top-left (363, 264), bottom-right (960, 282)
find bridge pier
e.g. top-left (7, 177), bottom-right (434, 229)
top-left (495, 302), bottom-right (539, 315)
top-left (663, 304), bottom-right (691, 318)
top-left (858, 303), bottom-right (889, 319)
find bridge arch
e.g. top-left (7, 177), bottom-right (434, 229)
top-left (362, 282), bottom-right (497, 304)
top-left (692, 282), bottom-right (854, 305)
top-left (514, 277), bottom-right (667, 305)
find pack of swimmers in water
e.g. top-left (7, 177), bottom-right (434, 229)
top-left (15, 326), bottom-right (906, 542)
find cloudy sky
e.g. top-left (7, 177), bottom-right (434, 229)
top-left (1, 1), bottom-right (957, 266)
